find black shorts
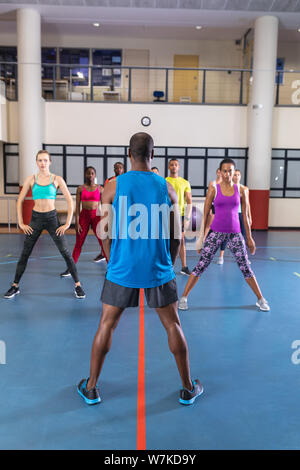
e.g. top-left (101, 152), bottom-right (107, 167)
top-left (101, 277), bottom-right (178, 309)
top-left (181, 215), bottom-right (185, 232)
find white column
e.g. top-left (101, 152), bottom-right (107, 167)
top-left (247, 16), bottom-right (278, 229)
top-left (17, 8), bottom-right (42, 183)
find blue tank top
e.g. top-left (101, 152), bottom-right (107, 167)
top-left (32, 174), bottom-right (57, 200)
top-left (106, 171), bottom-right (175, 288)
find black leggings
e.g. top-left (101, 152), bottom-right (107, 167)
top-left (14, 210), bottom-right (79, 284)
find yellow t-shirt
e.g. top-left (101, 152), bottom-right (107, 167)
top-left (166, 176), bottom-right (191, 216)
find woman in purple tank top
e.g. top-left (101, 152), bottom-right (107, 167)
top-left (179, 158), bottom-right (270, 312)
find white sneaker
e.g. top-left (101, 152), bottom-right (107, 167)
top-left (178, 296), bottom-right (188, 310)
top-left (217, 257), bottom-right (224, 265)
top-left (256, 297), bottom-right (270, 311)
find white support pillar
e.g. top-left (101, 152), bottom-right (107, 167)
top-left (247, 15), bottom-right (278, 229)
top-left (17, 8), bottom-right (42, 183)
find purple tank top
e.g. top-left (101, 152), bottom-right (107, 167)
top-left (211, 184), bottom-right (241, 233)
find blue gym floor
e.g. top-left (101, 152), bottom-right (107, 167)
top-left (0, 230), bottom-right (300, 450)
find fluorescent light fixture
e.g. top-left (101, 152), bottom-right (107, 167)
top-left (298, 28), bottom-right (300, 32)
top-left (77, 72), bottom-right (84, 79)
top-left (195, 25), bottom-right (202, 30)
top-left (93, 22), bottom-right (100, 27)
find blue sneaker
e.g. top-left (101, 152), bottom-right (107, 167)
top-left (179, 379), bottom-right (204, 405)
top-left (77, 378), bottom-right (101, 405)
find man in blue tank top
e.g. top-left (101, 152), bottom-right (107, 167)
top-left (77, 132), bottom-right (203, 406)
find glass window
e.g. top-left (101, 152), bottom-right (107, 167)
top-left (287, 150), bottom-right (300, 159)
top-left (154, 148), bottom-right (166, 156)
top-left (207, 158), bottom-right (220, 184)
top-left (0, 46), bottom-right (17, 79)
top-left (92, 49), bottom-right (122, 87)
top-left (271, 160), bottom-right (285, 188)
top-left (66, 156), bottom-right (84, 185)
top-left (4, 144), bottom-right (18, 154)
top-left (6, 186), bottom-right (19, 194)
top-left (167, 148), bottom-right (185, 157)
top-left (86, 146), bottom-right (105, 155)
top-left (207, 148), bottom-right (225, 157)
top-left (50, 155), bottom-right (63, 178)
top-left (285, 190), bottom-right (300, 197)
top-left (59, 48), bottom-right (89, 86)
top-left (187, 148), bottom-right (206, 156)
top-left (42, 48), bottom-right (57, 79)
top-left (6, 155), bottom-right (19, 183)
top-left (106, 147), bottom-right (125, 155)
top-left (68, 187), bottom-right (77, 195)
top-left (66, 146), bottom-right (84, 154)
top-left (191, 188), bottom-right (205, 197)
top-left (151, 158), bottom-right (165, 177)
top-left (45, 145), bottom-right (63, 154)
top-left (228, 149), bottom-right (246, 157)
top-left (270, 190), bottom-right (283, 197)
top-left (287, 161), bottom-right (300, 187)
top-left (272, 149), bottom-right (285, 158)
top-left (188, 159), bottom-right (204, 186)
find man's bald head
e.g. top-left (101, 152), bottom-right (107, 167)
top-left (129, 132), bottom-right (154, 162)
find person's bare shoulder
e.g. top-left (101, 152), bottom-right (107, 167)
top-left (101, 178), bottom-right (117, 204)
top-left (166, 181), bottom-right (178, 205)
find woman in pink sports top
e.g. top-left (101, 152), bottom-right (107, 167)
top-left (60, 166), bottom-right (106, 277)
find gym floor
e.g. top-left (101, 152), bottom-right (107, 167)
top-left (0, 230), bottom-right (300, 450)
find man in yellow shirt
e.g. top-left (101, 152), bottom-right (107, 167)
top-left (166, 159), bottom-right (192, 275)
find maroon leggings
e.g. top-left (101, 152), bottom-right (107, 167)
top-left (72, 209), bottom-right (106, 263)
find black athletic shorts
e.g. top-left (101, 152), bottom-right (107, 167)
top-left (101, 277), bottom-right (178, 309)
top-left (181, 215), bottom-right (185, 232)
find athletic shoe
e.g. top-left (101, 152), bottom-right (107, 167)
top-left (256, 297), bottom-right (270, 311)
top-left (179, 379), bottom-right (204, 405)
top-left (4, 285), bottom-right (20, 299)
top-left (94, 254), bottom-right (105, 263)
top-left (178, 296), bottom-right (188, 310)
top-left (77, 378), bottom-right (101, 405)
top-left (217, 257), bottom-right (224, 265)
top-left (75, 285), bottom-right (86, 299)
top-left (60, 269), bottom-right (71, 277)
top-left (180, 266), bottom-right (191, 275)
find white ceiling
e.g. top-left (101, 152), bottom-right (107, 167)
top-left (0, 2), bottom-right (300, 40)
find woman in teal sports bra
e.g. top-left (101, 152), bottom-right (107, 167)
top-left (4, 149), bottom-right (86, 299)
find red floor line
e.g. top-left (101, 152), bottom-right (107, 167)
top-left (136, 288), bottom-right (146, 450)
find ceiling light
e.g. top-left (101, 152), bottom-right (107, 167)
top-left (195, 26), bottom-right (202, 30)
top-left (298, 28), bottom-right (300, 32)
top-left (93, 22), bottom-right (100, 27)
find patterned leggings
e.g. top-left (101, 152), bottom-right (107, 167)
top-left (192, 230), bottom-right (254, 279)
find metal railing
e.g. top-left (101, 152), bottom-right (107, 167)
top-left (1, 62), bottom-right (300, 106)
top-left (1, 62), bottom-right (251, 105)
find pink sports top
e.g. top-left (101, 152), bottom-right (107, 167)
top-left (210, 183), bottom-right (241, 233)
top-left (81, 185), bottom-right (101, 202)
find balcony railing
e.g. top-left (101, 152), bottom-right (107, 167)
top-left (1, 62), bottom-right (300, 106)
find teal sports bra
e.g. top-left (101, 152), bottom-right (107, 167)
top-left (32, 174), bottom-right (57, 200)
